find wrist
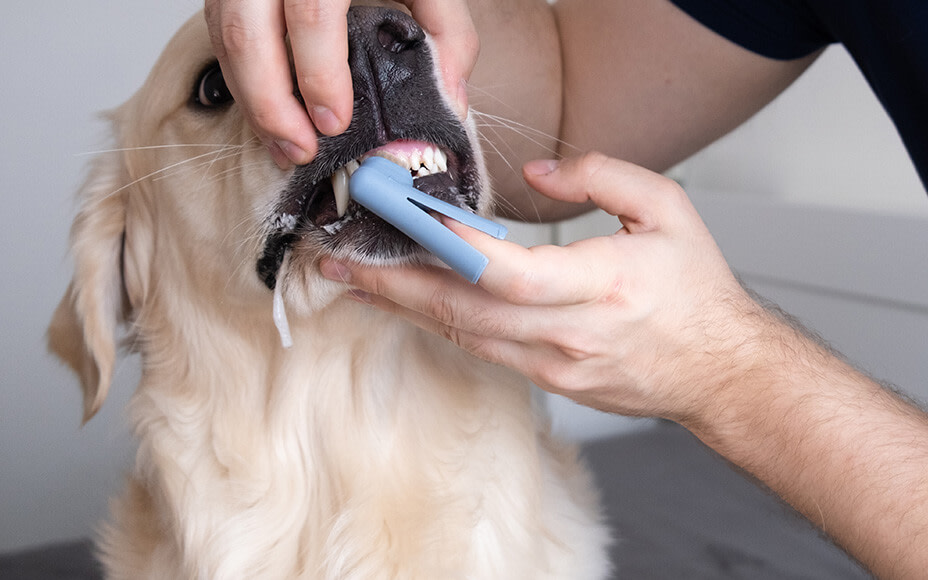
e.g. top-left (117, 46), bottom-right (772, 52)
top-left (676, 294), bottom-right (837, 451)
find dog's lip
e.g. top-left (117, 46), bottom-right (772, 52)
top-left (257, 136), bottom-right (475, 291)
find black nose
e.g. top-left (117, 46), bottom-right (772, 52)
top-left (374, 10), bottom-right (424, 54)
top-left (321, 7), bottom-right (467, 155)
top-left (348, 7), bottom-right (427, 75)
top-left (346, 8), bottom-right (434, 129)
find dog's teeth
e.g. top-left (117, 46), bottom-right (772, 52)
top-left (435, 149), bottom-right (448, 173)
top-left (345, 158), bottom-right (361, 177)
top-left (373, 150), bottom-right (405, 169)
top-left (423, 147), bottom-right (435, 170)
top-left (368, 147), bottom-right (448, 175)
top-left (332, 166), bottom-right (350, 218)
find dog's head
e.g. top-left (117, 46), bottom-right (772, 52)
top-left (48, 4), bottom-right (489, 421)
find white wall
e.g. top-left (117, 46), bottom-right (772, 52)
top-left (679, 46), bottom-right (927, 217)
top-left (2, 3), bottom-right (924, 554)
top-left (0, 0), bottom-right (200, 553)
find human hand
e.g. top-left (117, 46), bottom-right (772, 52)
top-left (320, 153), bottom-right (766, 423)
top-left (204, 0), bottom-right (478, 168)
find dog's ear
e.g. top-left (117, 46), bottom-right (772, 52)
top-left (48, 149), bottom-right (132, 424)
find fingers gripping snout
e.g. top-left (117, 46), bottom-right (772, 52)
top-left (204, 0), bottom-right (320, 164)
top-left (283, 0), bottom-right (354, 135)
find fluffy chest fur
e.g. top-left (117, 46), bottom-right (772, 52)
top-left (105, 301), bottom-right (598, 579)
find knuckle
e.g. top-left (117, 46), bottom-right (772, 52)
top-left (365, 273), bottom-right (393, 305)
top-left (470, 308), bottom-right (517, 339)
top-left (217, 14), bottom-right (261, 57)
top-left (543, 327), bottom-right (596, 363)
top-left (577, 151), bottom-right (611, 178)
top-left (535, 360), bottom-right (576, 393)
top-left (203, 0), bottom-right (219, 26)
top-left (437, 323), bottom-right (462, 347)
top-left (427, 286), bottom-right (459, 327)
top-left (574, 151), bottom-right (612, 197)
top-left (285, 0), bottom-right (344, 26)
top-left (246, 96), bottom-right (289, 133)
top-left (501, 268), bottom-right (543, 305)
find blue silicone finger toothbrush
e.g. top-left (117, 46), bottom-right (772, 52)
top-left (348, 156), bottom-right (508, 283)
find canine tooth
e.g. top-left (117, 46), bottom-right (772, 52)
top-left (410, 152), bottom-right (421, 171)
top-left (345, 158), bottom-right (361, 176)
top-left (423, 147), bottom-right (435, 169)
top-left (435, 149), bottom-right (448, 173)
top-left (332, 166), bottom-right (350, 218)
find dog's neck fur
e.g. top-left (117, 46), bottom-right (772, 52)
top-left (110, 295), bottom-right (548, 578)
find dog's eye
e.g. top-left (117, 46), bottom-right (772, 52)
top-left (195, 64), bottom-right (233, 108)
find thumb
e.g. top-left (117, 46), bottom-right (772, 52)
top-left (523, 152), bottom-right (691, 234)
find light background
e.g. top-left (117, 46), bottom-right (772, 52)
top-left (2, 0), bottom-right (926, 552)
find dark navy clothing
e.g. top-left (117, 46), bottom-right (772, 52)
top-left (668, 0), bottom-right (928, 192)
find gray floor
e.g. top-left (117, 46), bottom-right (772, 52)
top-left (586, 422), bottom-right (872, 579)
top-left (1, 423), bottom-right (872, 579)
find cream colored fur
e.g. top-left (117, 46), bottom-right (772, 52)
top-left (49, 7), bottom-right (611, 579)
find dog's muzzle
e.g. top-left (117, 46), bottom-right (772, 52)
top-left (256, 6), bottom-right (482, 290)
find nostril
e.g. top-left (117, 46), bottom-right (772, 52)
top-left (377, 22), bottom-right (421, 53)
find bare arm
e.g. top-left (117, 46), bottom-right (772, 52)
top-left (688, 304), bottom-right (928, 579)
top-left (468, 0), bottom-right (820, 220)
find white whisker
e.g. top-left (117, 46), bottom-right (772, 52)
top-left (471, 110), bottom-right (580, 155)
top-left (99, 146), bottom-right (247, 202)
top-left (77, 143), bottom-right (248, 156)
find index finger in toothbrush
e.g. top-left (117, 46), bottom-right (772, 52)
top-left (205, 0), bottom-right (318, 165)
top-left (324, 258), bottom-right (526, 340)
top-left (442, 218), bottom-right (627, 307)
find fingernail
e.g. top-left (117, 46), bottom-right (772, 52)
top-left (275, 139), bottom-right (309, 166)
top-left (454, 79), bottom-right (469, 120)
top-left (309, 106), bottom-right (343, 136)
top-left (320, 259), bottom-right (352, 283)
top-left (267, 141), bottom-right (293, 170)
top-left (523, 159), bottom-right (560, 176)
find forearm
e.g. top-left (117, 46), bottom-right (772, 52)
top-left (685, 306), bottom-right (928, 578)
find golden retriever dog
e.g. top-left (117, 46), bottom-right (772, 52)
top-left (49, 4), bottom-right (610, 578)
